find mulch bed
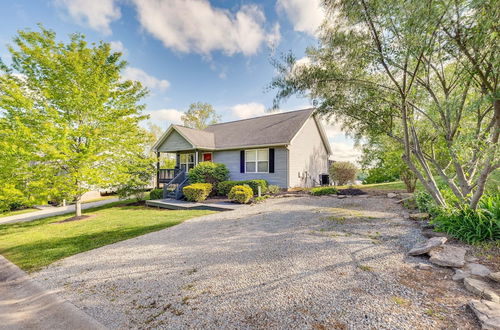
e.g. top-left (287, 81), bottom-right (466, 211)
top-left (337, 188), bottom-right (367, 196)
top-left (53, 214), bottom-right (97, 224)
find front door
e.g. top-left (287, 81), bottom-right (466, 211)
top-left (202, 152), bottom-right (213, 162)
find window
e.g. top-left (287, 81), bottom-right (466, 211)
top-left (245, 149), bottom-right (268, 173)
top-left (180, 153), bottom-right (195, 172)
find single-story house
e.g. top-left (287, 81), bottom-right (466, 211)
top-left (152, 108), bottom-right (332, 198)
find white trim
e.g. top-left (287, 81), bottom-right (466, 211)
top-left (244, 148), bottom-right (269, 173)
top-left (151, 125), bottom-right (195, 151)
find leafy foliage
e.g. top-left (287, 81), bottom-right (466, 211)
top-left (149, 189), bottom-right (163, 200)
top-left (310, 186), bottom-right (338, 196)
top-left (431, 195), bottom-right (500, 244)
top-left (188, 162), bottom-right (229, 194)
top-left (270, 0), bottom-right (499, 209)
top-left (217, 179), bottom-right (267, 196)
top-left (228, 185), bottom-right (253, 204)
top-left (267, 185), bottom-right (281, 194)
top-left (181, 102), bottom-right (221, 129)
top-left (0, 26), bottom-right (153, 215)
top-left (183, 183), bottom-right (213, 202)
top-left (329, 161), bottom-right (357, 185)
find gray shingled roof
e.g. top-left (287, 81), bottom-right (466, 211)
top-left (155, 108), bottom-right (316, 150)
top-left (204, 108), bottom-right (314, 148)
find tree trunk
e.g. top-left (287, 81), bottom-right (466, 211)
top-left (75, 197), bottom-right (82, 217)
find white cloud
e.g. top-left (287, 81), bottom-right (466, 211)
top-left (147, 109), bottom-right (183, 124)
top-left (276, 0), bottom-right (325, 36)
top-left (122, 67), bottom-right (170, 90)
top-left (330, 142), bottom-right (361, 163)
top-left (131, 0), bottom-right (280, 56)
top-left (322, 121), bottom-right (345, 140)
top-left (231, 102), bottom-right (276, 119)
top-left (54, 0), bottom-right (120, 35)
top-left (109, 40), bottom-right (126, 54)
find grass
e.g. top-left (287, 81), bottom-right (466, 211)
top-left (0, 199), bottom-right (214, 272)
top-left (0, 208), bottom-right (39, 218)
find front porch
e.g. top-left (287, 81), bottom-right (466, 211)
top-left (145, 199), bottom-right (243, 211)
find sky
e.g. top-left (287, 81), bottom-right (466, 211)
top-left (0, 0), bottom-right (360, 162)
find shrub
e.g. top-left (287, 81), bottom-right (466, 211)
top-left (329, 161), bottom-right (357, 185)
top-left (310, 186), bottom-right (338, 196)
top-left (188, 162), bottom-right (229, 192)
top-left (267, 185), bottom-right (281, 194)
top-left (414, 191), bottom-right (441, 216)
top-left (149, 188), bottom-right (163, 200)
top-left (431, 194), bottom-right (500, 244)
top-left (217, 180), bottom-right (268, 196)
top-left (228, 185), bottom-right (253, 204)
top-left (183, 183), bottom-right (213, 202)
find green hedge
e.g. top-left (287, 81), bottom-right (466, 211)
top-left (310, 186), bottom-right (338, 196)
top-left (217, 180), bottom-right (268, 196)
top-left (150, 189), bottom-right (163, 200)
top-left (183, 183), bottom-right (213, 202)
top-left (187, 162), bottom-right (229, 190)
top-left (228, 185), bottom-right (253, 204)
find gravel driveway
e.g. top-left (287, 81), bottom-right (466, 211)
top-left (32, 196), bottom-right (478, 329)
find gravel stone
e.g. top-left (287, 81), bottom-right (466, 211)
top-left (31, 196), bottom-right (459, 329)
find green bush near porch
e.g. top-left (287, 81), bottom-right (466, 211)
top-left (187, 162), bottom-right (229, 191)
top-left (228, 185), bottom-right (253, 204)
top-left (183, 183), bottom-right (213, 202)
top-left (149, 189), bottom-right (163, 200)
top-left (217, 180), bottom-right (268, 196)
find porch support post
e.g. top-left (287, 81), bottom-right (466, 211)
top-left (156, 152), bottom-right (160, 189)
top-left (195, 149), bottom-right (198, 165)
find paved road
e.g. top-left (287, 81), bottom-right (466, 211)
top-left (0, 256), bottom-right (106, 330)
top-left (0, 198), bottom-right (120, 225)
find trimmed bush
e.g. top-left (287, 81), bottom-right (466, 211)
top-left (188, 162), bottom-right (229, 192)
top-left (267, 185), bottom-right (281, 194)
top-left (149, 188), bottom-right (163, 200)
top-left (329, 161), bottom-right (357, 185)
top-left (217, 179), bottom-right (268, 196)
top-left (183, 183), bottom-right (213, 202)
top-left (310, 186), bottom-right (338, 196)
top-left (228, 185), bottom-right (253, 204)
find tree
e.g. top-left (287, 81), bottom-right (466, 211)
top-left (181, 102), bottom-right (220, 129)
top-left (360, 136), bottom-right (417, 192)
top-left (329, 161), bottom-right (357, 185)
top-left (270, 0), bottom-right (498, 209)
top-left (0, 26), bottom-right (154, 216)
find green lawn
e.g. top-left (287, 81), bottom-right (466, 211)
top-left (0, 200), bottom-right (214, 272)
top-left (0, 208), bottom-right (39, 218)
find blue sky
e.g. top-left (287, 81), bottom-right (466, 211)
top-left (0, 0), bottom-right (359, 161)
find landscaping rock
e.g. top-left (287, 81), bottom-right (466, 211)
top-left (421, 229), bottom-right (451, 240)
top-left (337, 195), bottom-right (347, 199)
top-left (409, 213), bottom-right (429, 221)
top-left (468, 300), bottom-right (500, 330)
top-left (489, 272), bottom-right (500, 283)
top-left (387, 193), bottom-right (398, 198)
top-left (464, 278), bottom-right (500, 303)
top-left (466, 256), bottom-right (479, 263)
top-left (454, 264), bottom-right (493, 280)
top-left (415, 263), bottom-right (432, 270)
top-left (429, 245), bottom-right (466, 268)
top-left (408, 237), bottom-right (447, 256)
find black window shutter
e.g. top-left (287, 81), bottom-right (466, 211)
top-left (175, 153), bottom-right (180, 169)
top-left (240, 150), bottom-right (245, 173)
top-left (269, 148), bottom-right (275, 173)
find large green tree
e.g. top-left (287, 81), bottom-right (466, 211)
top-left (271, 0), bottom-right (499, 209)
top-left (0, 26), bottom-right (154, 216)
top-left (181, 102), bottom-right (220, 129)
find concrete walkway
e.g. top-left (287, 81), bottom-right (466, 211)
top-left (0, 256), bottom-right (106, 330)
top-left (0, 198), bottom-right (120, 225)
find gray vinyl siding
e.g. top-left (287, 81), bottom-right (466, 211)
top-left (213, 147), bottom-right (288, 188)
top-left (157, 131), bottom-right (193, 152)
top-left (288, 117), bottom-right (329, 188)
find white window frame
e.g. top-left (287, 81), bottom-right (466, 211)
top-left (180, 153), bottom-right (195, 172)
top-left (245, 149), bottom-right (269, 173)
